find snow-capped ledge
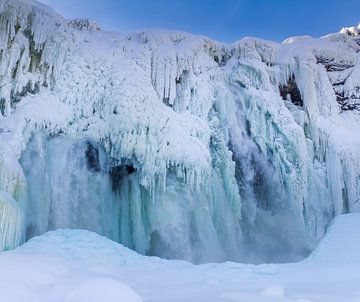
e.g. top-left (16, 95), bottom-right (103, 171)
top-left (340, 24), bottom-right (360, 36)
top-left (67, 19), bottom-right (101, 32)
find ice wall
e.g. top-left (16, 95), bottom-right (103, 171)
top-left (0, 156), bottom-right (26, 250)
top-left (0, 0), bottom-right (359, 263)
top-left (19, 132), bottom-right (243, 263)
top-left (20, 133), bottom-right (119, 242)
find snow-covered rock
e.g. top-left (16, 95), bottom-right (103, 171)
top-left (340, 24), bottom-right (360, 37)
top-left (0, 0), bottom-right (359, 263)
top-left (67, 19), bottom-right (100, 32)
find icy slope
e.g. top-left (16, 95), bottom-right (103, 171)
top-left (1, 214), bottom-right (360, 302)
top-left (0, 0), bottom-right (359, 263)
top-left (307, 213), bottom-right (360, 263)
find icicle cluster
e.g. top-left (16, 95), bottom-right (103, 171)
top-left (0, 0), bottom-right (71, 116)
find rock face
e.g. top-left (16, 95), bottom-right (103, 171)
top-left (0, 0), bottom-right (359, 263)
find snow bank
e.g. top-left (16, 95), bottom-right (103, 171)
top-left (0, 230), bottom-right (143, 302)
top-left (308, 213), bottom-right (360, 263)
top-left (1, 216), bottom-right (360, 302)
top-left (64, 278), bottom-right (142, 302)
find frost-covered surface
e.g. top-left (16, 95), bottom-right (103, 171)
top-left (0, 0), bottom-right (359, 263)
top-left (1, 214), bottom-right (360, 301)
top-left (67, 18), bottom-right (100, 32)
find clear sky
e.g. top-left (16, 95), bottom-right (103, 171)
top-left (39, 0), bottom-right (359, 43)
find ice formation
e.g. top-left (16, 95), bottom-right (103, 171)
top-left (0, 0), bottom-right (359, 263)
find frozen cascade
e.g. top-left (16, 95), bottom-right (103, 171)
top-left (114, 170), bottom-right (243, 263)
top-left (0, 0), bottom-right (360, 263)
top-left (0, 191), bottom-right (24, 250)
top-left (0, 147), bottom-right (26, 250)
top-left (20, 133), bottom-right (243, 263)
top-left (20, 133), bottom-right (119, 242)
top-left (225, 87), bottom-right (309, 262)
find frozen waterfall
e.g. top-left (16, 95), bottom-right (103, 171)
top-left (20, 133), bottom-right (243, 263)
top-left (0, 0), bottom-right (360, 264)
top-left (20, 134), bottom-right (119, 242)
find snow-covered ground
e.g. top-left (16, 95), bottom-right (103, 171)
top-left (1, 213), bottom-right (360, 302)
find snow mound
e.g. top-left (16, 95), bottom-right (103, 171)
top-left (18, 229), bottom-right (144, 265)
top-left (0, 223), bottom-right (360, 301)
top-left (309, 213), bottom-right (360, 263)
top-left (260, 286), bottom-right (285, 297)
top-left (64, 278), bottom-right (142, 302)
top-left (0, 229), bottom-right (145, 302)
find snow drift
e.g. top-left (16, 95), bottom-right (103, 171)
top-left (0, 0), bottom-right (359, 263)
top-left (1, 214), bottom-right (360, 302)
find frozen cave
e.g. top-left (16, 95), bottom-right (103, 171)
top-left (0, 0), bottom-right (360, 265)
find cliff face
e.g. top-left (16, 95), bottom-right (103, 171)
top-left (0, 0), bottom-right (359, 263)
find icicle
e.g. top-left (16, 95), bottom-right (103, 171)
top-left (0, 191), bottom-right (24, 250)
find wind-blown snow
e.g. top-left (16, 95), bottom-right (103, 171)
top-left (1, 214), bottom-right (360, 302)
top-left (0, 0), bottom-right (359, 263)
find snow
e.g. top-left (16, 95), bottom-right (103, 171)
top-left (1, 213), bottom-right (360, 301)
top-left (307, 213), bottom-right (360, 263)
top-left (64, 279), bottom-right (142, 302)
top-left (0, 0), bottom-right (359, 264)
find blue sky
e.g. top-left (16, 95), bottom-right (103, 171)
top-left (39, 0), bottom-right (359, 42)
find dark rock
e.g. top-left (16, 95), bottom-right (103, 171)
top-left (85, 142), bottom-right (101, 172)
top-left (279, 75), bottom-right (303, 107)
